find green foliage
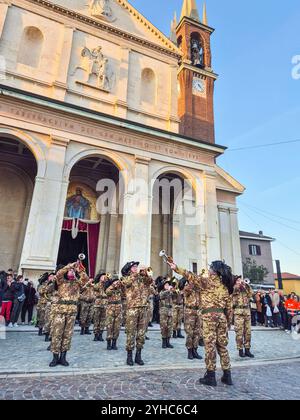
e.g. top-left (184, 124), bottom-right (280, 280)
top-left (242, 258), bottom-right (269, 284)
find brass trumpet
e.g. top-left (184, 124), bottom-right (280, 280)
top-left (78, 253), bottom-right (86, 261)
top-left (159, 250), bottom-right (174, 264)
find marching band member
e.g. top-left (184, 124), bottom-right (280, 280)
top-left (159, 277), bottom-right (174, 349)
top-left (168, 259), bottom-right (234, 387)
top-left (93, 272), bottom-right (108, 342)
top-left (105, 274), bottom-right (123, 351)
top-left (233, 276), bottom-right (255, 358)
top-left (49, 261), bottom-right (89, 368)
top-left (79, 276), bottom-right (95, 336)
top-left (121, 262), bottom-right (153, 367)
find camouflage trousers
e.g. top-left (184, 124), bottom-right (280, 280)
top-left (43, 302), bottom-right (52, 334)
top-left (126, 307), bottom-right (147, 351)
top-left (234, 313), bottom-right (252, 350)
top-left (173, 305), bottom-right (184, 331)
top-left (93, 306), bottom-right (106, 334)
top-left (80, 301), bottom-right (94, 328)
top-left (36, 305), bottom-right (46, 329)
top-left (48, 304), bottom-right (57, 336)
top-left (106, 304), bottom-right (122, 340)
top-left (203, 313), bottom-right (231, 372)
top-left (146, 300), bottom-right (153, 333)
top-left (122, 300), bottom-right (127, 326)
top-left (160, 308), bottom-right (173, 339)
top-left (51, 306), bottom-right (77, 354)
top-left (184, 308), bottom-right (201, 349)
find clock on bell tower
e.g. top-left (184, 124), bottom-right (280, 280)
top-left (175, 0), bottom-right (218, 144)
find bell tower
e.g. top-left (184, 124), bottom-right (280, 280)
top-left (175, 1), bottom-right (217, 143)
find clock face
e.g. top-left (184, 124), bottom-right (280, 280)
top-left (192, 78), bottom-right (206, 95)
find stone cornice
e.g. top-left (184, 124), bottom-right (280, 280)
top-left (18, 0), bottom-right (181, 60)
top-left (176, 16), bottom-right (215, 35)
top-left (178, 63), bottom-right (218, 80)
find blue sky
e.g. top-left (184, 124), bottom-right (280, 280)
top-left (130, 0), bottom-right (300, 275)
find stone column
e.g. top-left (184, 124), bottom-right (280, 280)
top-left (20, 136), bottom-right (69, 272)
top-left (204, 172), bottom-right (221, 264)
top-left (106, 213), bottom-right (119, 273)
top-left (53, 25), bottom-right (74, 100)
top-left (0, 1), bottom-right (10, 39)
top-left (229, 207), bottom-right (243, 275)
top-left (218, 205), bottom-right (233, 267)
top-left (119, 156), bottom-right (152, 267)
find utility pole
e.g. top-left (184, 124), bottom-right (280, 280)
top-left (275, 260), bottom-right (283, 290)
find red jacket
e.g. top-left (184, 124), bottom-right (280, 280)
top-left (285, 299), bottom-right (300, 316)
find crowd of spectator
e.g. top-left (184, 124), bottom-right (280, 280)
top-left (0, 269), bottom-right (37, 327)
top-left (250, 289), bottom-right (300, 332)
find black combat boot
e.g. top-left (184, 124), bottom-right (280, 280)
top-left (93, 333), bottom-right (99, 341)
top-left (49, 353), bottom-right (59, 367)
top-left (199, 371), bottom-right (217, 387)
top-left (188, 349), bottom-right (194, 360)
top-left (148, 322), bottom-right (153, 328)
top-left (177, 329), bottom-right (184, 339)
top-left (112, 339), bottom-right (118, 350)
top-left (166, 338), bottom-right (174, 349)
top-left (38, 328), bottom-right (43, 336)
top-left (135, 349), bottom-right (144, 366)
top-left (239, 349), bottom-right (245, 358)
top-left (45, 333), bottom-right (50, 342)
top-left (192, 348), bottom-right (202, 360)
top-left (127, 351), bottom-right (134, 366)
top-left (59, 351), bottom-right (69, 367)
top-left (162, 338), bottom-right (167, 349)
top-left (85, 327), bottom-right (91, 335)
top-left (47, 344), bottom-right (51, 351)
top-left (221, 370), bottom-right (233, 386)
top-left (173, 330), bottom-right (177, 339)
top-left (107, 339), bottom-right (112, 350)
top-left (199, 338), bottom-right (205, 347)
top-left (80, 327), bottom-right (85, 335)
top-left (245, 348), bottom-right (255, 358)
top-left (98, 331), bottom-right (104, 342)
top-left (145, 336), bottom-right (150, 340)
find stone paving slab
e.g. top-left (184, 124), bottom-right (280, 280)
top-left (0, 361), bottom-right (299, 400)
top-left (0, 328), bottom-right (299, 376)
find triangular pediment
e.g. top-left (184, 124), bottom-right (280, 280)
top-left (46, 0), bottom-right (180, 54)
top-left (215, 166), bottom-right (245, 195)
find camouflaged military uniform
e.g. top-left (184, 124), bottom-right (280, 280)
top-left (182, 281), bottom-right (202, 350)
top-left (232, 283), bottom-right (253, 350)
top-left (93, 281), bottom-right (107, 336)
top-left (172, 290), bottom-right (184, 332)
top-left (146, 283), bottom-right (156, 330)
top-left (105, 280), bottom-right (123, 341)
top-left (36, 283), bottom-right (49, 330)
top-left (159, 290), bottom-right (173, 339)
top-left (123, 272), bottom-right (153, 351)
top-left (79, 281), bottom-right (95, 329)
top-left (51, 265), bottom-right (88, 354)
top-left (43, 282), bottom-right (57, 335)
top-left (176, 267), bottom-right (233, 372)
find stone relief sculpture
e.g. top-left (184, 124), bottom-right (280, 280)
top-left (89, 0), bottom-right (116, 22)
top-left (71, 46), bottom-right (115, 91)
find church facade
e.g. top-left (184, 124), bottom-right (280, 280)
top-left (0, 0), bottom-right (244, 280)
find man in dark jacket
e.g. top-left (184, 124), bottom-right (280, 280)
top-left (0, 275), bottom-right (14, 326)
top-left (21, 281), bottom-right (37, 325)
top-left (10, 275), bottom-right (25, 327)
